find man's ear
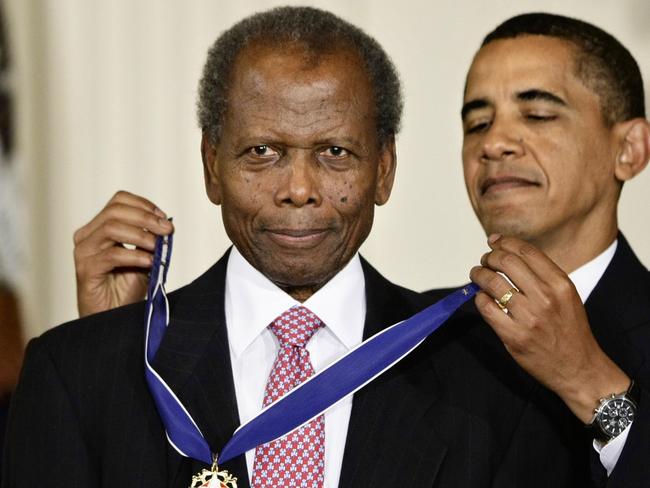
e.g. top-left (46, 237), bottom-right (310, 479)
top-left (374, 135), bottom-right (397, 206)
top-left (614, 118), bottom-right (650, 183)
top-left (201, 131), bottom-right (222, 205)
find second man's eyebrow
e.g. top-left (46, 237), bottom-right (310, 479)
top-left (461, 99), bottom-right (489, 120)
top-left (461, 89), bottom-right (568, 120)
top-left (517, 89), bottom-right (567, 106)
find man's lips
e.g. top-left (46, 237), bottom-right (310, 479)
top-left (481, 176), bottom-right (540, 195)
top-left (264, 228), bottom-right (331, 247)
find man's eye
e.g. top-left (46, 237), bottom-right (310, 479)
top-left (248, 145), bottom-right (277, 157)
top-left (465, 121), bottom-right (490, 134)
top-left (526, 114), bottom-right (557, 122)
top-left (322, 146), bottom-right (348, 158)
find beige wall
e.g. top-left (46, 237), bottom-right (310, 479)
top-left (6, 0), bottom-right (649, 337)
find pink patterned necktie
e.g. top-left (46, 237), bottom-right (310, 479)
top-left (251, 305), bottom-right (325, 488)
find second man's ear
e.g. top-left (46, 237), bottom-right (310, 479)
top-left (201, 132), bottom-right (222, 205)
top-left (614, 118), bottom-right (650, 183)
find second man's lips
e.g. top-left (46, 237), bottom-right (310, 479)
top-left (481, 176), bottom-right (540, 195)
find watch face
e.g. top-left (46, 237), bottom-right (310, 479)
top-left (598, 398), bottom-right (636, 437)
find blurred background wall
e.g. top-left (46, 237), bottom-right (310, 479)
top-left (3, 0), bottom-right (649, 338)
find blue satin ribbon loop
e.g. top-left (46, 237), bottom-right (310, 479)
top-left (144, 234), bottom-right (478, 466)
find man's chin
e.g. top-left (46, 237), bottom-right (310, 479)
top-left (271, 268), bottom-right (333, 289)
top-left (270, 271), bottom-right (337, 302)
top-left (482, 218), bottom-right (537, 241)
top-left (257, 259), bottom-right (340, 294)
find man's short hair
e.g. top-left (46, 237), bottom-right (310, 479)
top-left (197, 6), bottom-right (402, 146)
top-left (482, 13), bottom-right (646, 125)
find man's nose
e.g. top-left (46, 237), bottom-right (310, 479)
top-left (275, 151), bottom-right (322, 207)
top-left (480, 117), bottom-right (525, 162)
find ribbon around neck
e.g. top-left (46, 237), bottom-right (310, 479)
top-left (144, 233), bottom-right (478, 465)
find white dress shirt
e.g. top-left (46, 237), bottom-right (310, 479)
top-left (567, 239), bottom-right (630, 475)
top-left (222, 240), bottom-right (628, 483)
top-left (224, 247), bottom-right (366, 488)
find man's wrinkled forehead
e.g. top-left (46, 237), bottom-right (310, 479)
top-left (228, 42), bottom-right (371, 113)
top-left (220, 42), bottom-right (375, 146)
top-left (232, 41), bottom-right (365, 94)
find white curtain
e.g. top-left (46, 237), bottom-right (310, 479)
top-left (6, 0), bottom-right (650, 337)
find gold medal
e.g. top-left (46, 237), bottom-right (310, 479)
top-left (189, 457), bottom-right (237, 488)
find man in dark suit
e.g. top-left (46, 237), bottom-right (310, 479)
top-left (455, 13), bottom-right (650, 487)
top-left (2, 7), bottom-right (574, 488)
top-left (58, 12), bottom-right (650, 488)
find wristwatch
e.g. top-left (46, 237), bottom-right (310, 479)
top-left (587, 380), bottom-right (639, 442)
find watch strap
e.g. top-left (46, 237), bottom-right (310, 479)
top-left (627, 379), bottom-right (640, 405)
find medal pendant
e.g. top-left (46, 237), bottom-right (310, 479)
top-left (189, 458), bottom-right (237, 488)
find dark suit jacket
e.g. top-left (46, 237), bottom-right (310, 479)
top-left (587, 235), bottom-right (650, 488)
top-left (3, 253), bottom-right (578, 487)
top-left (426, 234), bottom-right (650, 488)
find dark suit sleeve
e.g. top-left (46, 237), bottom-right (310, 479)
top-left (1, 338), bottom-right (99, 488)
top-left (606, 384), bottom-right (650, 488)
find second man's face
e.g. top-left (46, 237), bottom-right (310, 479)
top-left (202, 43), bottom-right (396, 298)
top-left (461, 36), bottom-right (621, 248)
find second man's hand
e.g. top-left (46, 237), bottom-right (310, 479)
top-left (469, 234), bottom-right (630, 424)
top-left (73, 190), bottom-right (174, 318)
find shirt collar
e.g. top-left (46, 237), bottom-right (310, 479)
top-left (225, 247), bottom-right (366, 359)
top-left (568, 239), bottom-right (617, 303)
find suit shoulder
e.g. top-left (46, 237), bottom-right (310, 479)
top-left (360, 257), bottom-right (438, 310)
top-left (37, 268), bottom-right (213, 354)
top-left (422, 286), bottom-right (463, 301)
top-left (35, 299), bottom-right (147, 364)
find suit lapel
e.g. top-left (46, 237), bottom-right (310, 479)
top-left (151, 250), bottom-right (251, 488)
top-left (584, 234), bottom-right (650, 376)
top-left (339, 258), bottom-right (448, 487)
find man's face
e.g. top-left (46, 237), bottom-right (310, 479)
top-left (461, 36), bottom-right (621, 247)
top-left (202, 43), bottom-right (395, 298)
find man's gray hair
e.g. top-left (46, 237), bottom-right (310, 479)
top-left (197, 6), bottom-right (403, 146)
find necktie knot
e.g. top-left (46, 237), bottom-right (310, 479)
top-left (269, 305), bottom-right (323, 348)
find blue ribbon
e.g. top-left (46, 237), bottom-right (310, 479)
top-left (144, 233), bottom-right (478, 465)
top-left (144, 232), bottom-right (213, 464)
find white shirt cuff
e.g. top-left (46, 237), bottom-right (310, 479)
top-left (593, 422), bottom-right (632, 476)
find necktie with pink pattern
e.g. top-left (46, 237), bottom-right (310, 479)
top-left (251, 305), bottom-right (325, 488)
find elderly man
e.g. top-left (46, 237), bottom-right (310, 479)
top-left (458, 13), bottom-right (650, 487)
top-left (2, 7), bottom-right (572, 488)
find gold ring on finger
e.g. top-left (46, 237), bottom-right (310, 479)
top-left (497, 288), bottom-right (518, 310)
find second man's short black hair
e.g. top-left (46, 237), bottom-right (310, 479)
top-left (482, 13), bottom-right (645, 125)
